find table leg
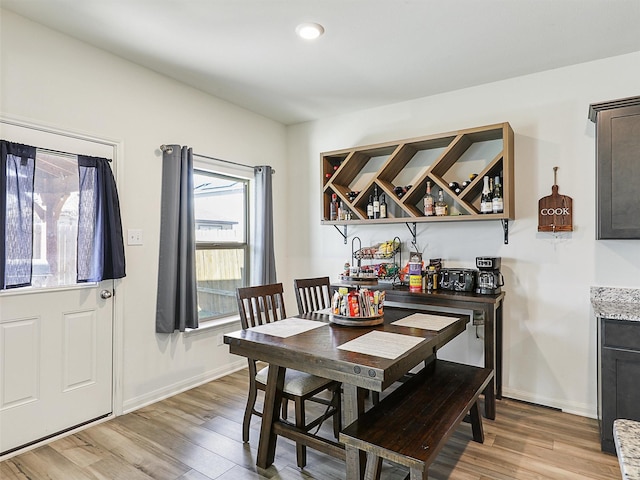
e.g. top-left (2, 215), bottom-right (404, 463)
top-left (257, 364), bottom-right (285, 469)
top-left (483, 305), bottom-right (496, 420)
top-left (496, 302), bottom-right (503, 399)
top-left (343, 383), bottom-right (367, 480)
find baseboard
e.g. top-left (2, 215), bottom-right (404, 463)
top-left (122, 359), bottom-right (247, 414)
top-left (501, 386), bottom-right (597, 419)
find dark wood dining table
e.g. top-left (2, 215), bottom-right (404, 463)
top-left (224, 306), bottom-right (469, 479)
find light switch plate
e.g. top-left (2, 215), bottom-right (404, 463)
top-left (127, 229), bottom-right (143, 246)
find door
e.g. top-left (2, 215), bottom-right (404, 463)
top-left (0, 119), bottom-right (119, 454)
top-left (0, 283), bottom-right (113, 453)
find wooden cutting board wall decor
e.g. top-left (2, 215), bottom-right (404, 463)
top-left (538, 167), bottom-right (573, 232)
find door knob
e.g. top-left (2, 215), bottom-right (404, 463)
top-left (100, 290), bottom-right (113, 299)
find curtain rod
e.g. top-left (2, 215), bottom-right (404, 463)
top-left (160, 144), bottom-right (275, 174)
top-left (37, 146), bottom-right (112, 162)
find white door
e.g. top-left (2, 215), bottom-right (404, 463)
top-left (0, 283), bottom-right (113, 453)
top-left (0, 119), bottom-right (119, 454)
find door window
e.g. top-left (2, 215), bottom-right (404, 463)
top-left (2, 140), bottom-right (125, 291)
top-left (32, 151), bottom-right (81, 287)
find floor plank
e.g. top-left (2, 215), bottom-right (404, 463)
top-left (1, 368), bottom-right (620, 480)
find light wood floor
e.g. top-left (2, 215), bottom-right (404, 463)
top-left (1, 368), bottom-right (621, 480)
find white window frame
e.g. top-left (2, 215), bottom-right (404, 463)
top-left (192, 158), bottom-right (252, 327)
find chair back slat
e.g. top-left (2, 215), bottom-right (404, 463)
top-left (236, 283), bottom-right (287, 329)
top-left (293, 276), bottom-right (331, 315)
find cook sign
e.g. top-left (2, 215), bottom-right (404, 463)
top-left (540, 207), bottom-right (571, 216)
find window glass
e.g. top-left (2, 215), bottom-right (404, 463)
top-left (31, 152), bottom-right (79, 287)
top-left (193, 170), bottom-right (249, 320)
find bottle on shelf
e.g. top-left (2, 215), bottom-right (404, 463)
top-left (435, 189), bottom-right (448, 216)
top-left (330, 193), bottom-right (338, 220)
top-left (424, 181), bottom-right (435, 216)
top-left (461, 173), bottom-right (479, 190)
top-left (380, 193), bottom-right (387, 219)
top-left (373, 185), bottom-right (380, 219)
top-left (480, 175), bottom-right (493, 213)
top-left (492, 175), bottom-right (504, 213)
top-left (367, 195), bottom-right (374, 219)
top-left (448, 181), bottom-right (460, 191)
top-left (338, 200), bottom-right (346, 220)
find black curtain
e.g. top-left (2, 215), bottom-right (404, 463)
top-left (77, 155), bottom-right (126, 282)
top-left (1, 141), bottom-right (36, 289)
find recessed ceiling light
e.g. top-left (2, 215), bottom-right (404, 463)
top-left (296, 22), bottom-right (325, 40)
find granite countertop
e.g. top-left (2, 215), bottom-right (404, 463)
top-left (614, 419), bottom-right (640, 480)
top-left (591, 287), bottom-right (640, 322)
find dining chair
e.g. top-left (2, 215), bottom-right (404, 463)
top-left (293, 276), bottom-right (332, 314)
top-left (235, 283), bottom-right (341, 468)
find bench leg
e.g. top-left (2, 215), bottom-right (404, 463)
top-left (364, 453), bottom-right (383, 480)
top-left (470, 399), bottom-right (484, 443)
top-left (409, 466), bottom-right (428, 480)
top-left (345, 445), bottom-right (362, 480)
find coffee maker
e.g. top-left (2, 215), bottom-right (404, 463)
top-left (475, 257), bottom-right (504, 294)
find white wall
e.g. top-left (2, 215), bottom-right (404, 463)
top-left (0, 10), bottom-right (288, 412)
top-left (286, 52), bottom-right (640, 417)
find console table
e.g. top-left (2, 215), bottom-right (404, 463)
top-left (332, 283), bottom-right (505, 420)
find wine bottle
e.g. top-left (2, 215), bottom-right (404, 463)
top-left (380, 193), bottom-right (387, 219)
top-left (373, 185), bottom-right (380, 219)
top-left (461, 174), bottom-right (478, 190)
top-left (330, 193), bottom-right (338, 220)
top-left (492, 175), bottom-right (504, 213)
top-left (338, 200), bottom-right (346, 220)
top-left (424, 181), bottom-right (435, 216)
top-left (435, 189), bottom-right (448, 216)
top-left (367, 195), bottom-right (374, 219)
top-left (480, 176), bottom-right (493, 213)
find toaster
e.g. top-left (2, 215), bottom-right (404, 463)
top-left (439, 268), bottom-right (477, 292)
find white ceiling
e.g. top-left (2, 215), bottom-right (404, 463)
top-left (2, 0), bottom-right (640, 125)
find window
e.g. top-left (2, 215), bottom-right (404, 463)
top-left (5, 150), bottom-right (83, 288)
top-left (2, 140), bottom-right (124, 291)
top-left (193, 169), bottom-right (249, 321)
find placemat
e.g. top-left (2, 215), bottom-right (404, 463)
top-left (248, 318), bottom-right (325, 338)
top-left (391, 313), bottom-right (460, 331)
top-left (337, 330), bottom-right (424, 359)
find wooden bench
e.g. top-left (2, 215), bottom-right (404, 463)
top-left (339, 359), bottom-right (494, 480)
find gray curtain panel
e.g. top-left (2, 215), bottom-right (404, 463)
top-left (252, 165), bottom-right (277, 285)
top-left (156, 145), bottom-right (198, 333)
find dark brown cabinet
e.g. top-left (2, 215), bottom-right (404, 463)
top-left (589, 96), bottom-right (640, 239)
top-left (598, 317), bottom-right (640, 453)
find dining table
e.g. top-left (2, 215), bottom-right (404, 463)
top-left (224, 306), bottom-right (470, 479)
